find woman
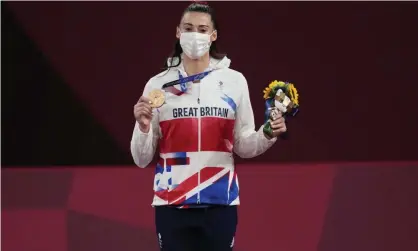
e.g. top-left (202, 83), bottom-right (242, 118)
top-left (131, 2), bottom-right (286, 251)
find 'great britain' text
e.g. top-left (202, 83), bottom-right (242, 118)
top-left (173, 107), bottom-right (229, 118)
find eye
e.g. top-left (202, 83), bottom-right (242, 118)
top-left (199, 29), bottom-right (208, 33)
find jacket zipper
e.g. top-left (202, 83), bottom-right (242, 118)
top-left (197, 84), bottom-right (201, 204)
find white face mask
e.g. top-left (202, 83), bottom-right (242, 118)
top-left (180, 32), bottom-right (213, 59)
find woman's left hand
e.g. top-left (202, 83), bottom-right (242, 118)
top-left (270, 112), bottom-right (287, 138)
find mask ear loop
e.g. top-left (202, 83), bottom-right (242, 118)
top-left (208, 30), bottom-right (216, 46)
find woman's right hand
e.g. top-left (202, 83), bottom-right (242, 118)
top-left (134, 96), bottom-right (153, 133)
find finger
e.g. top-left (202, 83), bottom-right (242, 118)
top-left (141, 113), bottom-right (152, 120)
top-left (139, 111), bottom-right (152, 120)
top-left (138, 96), bottom-right (151, 104)
top-left (135, 104), bottom-right (152, 114)
top-left (135, 107), bottom-right (153, 118)
top-left (271, 122), bottom-right (286, 130)
top-left (134, 102), bottom-right (152, 111)
top-left (271, 117), bottom-right (285, 126)
top-left (275, 117), bottom-right (285, 124)
top-left (273, 127), bottom-right (287, 134)
top-left (135, 107), bottom-right (152, 115)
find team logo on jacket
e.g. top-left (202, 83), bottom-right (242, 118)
top-left (218, 81), bottom-right (224, 89)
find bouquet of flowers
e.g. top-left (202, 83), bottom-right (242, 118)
top-left (262, 80), bottom-right (300, 138)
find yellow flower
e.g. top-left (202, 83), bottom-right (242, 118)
top-left (268, 80), bottom-right (285, 90)
top-left (268, 80), bottom-right (278, 89)
top-left (288, 84), bottom-right (299, 106)
top-left (264, 80), bottom-right (299, 102)
top-left (263, 87), bottom-right (272, 99)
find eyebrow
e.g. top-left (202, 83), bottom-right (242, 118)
top-left (183, 22), bottom-right (209, 28)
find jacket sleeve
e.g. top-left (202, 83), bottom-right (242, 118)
top-left (130, 78), bottom-right (160, 168)
top-left (233, 73), bottom-right (277, 158)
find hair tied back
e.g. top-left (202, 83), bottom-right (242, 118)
top-left (192, 1), bottom-right (209, 6)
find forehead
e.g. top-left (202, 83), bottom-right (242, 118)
top-left (181, 12), bottom-right (213, 27)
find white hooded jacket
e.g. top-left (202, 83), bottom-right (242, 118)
top-left (131, 56), bottom-right (277, 207)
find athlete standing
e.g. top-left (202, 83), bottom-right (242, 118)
top-left (131, 2), bottom-right (286, 251)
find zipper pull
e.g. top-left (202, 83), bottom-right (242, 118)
top-left (197, 98), bottom-right (200, 104)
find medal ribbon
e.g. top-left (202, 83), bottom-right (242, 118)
top-left (178, 70), bottom-right (212, 92)
top-left (162, 70), bottom-right (212, 95)
top-left (264, 98), bottom-right (274, 123)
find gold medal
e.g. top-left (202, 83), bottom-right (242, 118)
top-left (148, 89), bottom-right (165, 108)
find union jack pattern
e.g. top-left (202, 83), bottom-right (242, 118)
top-left (153, 152), bottom-right (240, 207)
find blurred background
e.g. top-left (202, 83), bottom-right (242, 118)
top-left (2, 1), bottom-right (418, 251)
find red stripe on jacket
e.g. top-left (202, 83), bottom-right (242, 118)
top-left (159, 117), bottom-right (235, 154)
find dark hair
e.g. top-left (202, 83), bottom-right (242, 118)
top-left (163, 2), bottom-right (226, 71)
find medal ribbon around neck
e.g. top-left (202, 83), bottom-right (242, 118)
top-left (162, 70), bottom-right (213, 95)
top-left (149, 70), bottom-right (214, 108)
top-left (178, 70), bottom-right (212, 92)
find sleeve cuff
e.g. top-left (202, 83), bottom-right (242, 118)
top-left (136, 123), bottom-right (154, 142)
